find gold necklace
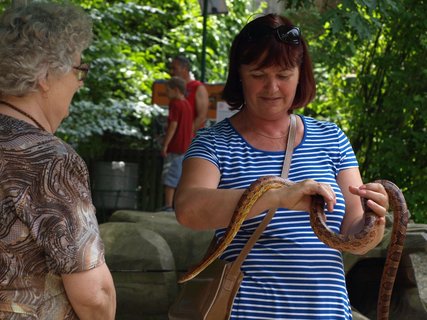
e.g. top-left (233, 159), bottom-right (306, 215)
top-left (252, 130), bottom-right (288, 139)
top-left (250, 118), bottom-right (290, 140)
top-left (240, 110), bottom-right (291, 140)
top-left (0, 100), bottom-right (46, 131)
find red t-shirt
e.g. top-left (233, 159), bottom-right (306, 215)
top-left (167, 98), bottom-right (193, 154)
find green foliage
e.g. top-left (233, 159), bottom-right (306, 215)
top-left (61, 0), bottom-right (262, 158)
top-left (282, 0), bottom-right (427, 222)
top-left (56, 98), bottom-right (165, 157)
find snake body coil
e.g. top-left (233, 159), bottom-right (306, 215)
top-left (179, 176), bottom-right (409, 320)
top-left (178, 176), bottom-right (287, 283)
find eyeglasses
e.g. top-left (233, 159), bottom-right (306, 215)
top-left (275, 26), bottom-right (301, 45)
top-left (73, 62), bottom-right (90, 81)
top-left (246, 25), bottom-right (301, 45)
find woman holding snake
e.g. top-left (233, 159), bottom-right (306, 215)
top-left (174, 13), bottom-right (388, 319)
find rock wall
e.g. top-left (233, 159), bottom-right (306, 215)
top-left (100, 210), bottom-right (213, 320)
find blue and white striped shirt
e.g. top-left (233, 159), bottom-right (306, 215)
top-left (185, 114), bottom-right (357, 319)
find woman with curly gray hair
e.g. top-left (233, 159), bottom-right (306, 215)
top-left (0, 2), bottom-right (116, 319)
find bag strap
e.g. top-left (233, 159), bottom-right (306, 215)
top-left (281, 113), bottom-right (297, 176)
top-left (228, 114), bottom-right (297, 275)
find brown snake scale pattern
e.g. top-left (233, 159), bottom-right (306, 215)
top-left (179, 176), bottom-right (409, 320)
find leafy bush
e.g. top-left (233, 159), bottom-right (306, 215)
top-left (284, 0), bottom-right (427, 222)
top-left (56, 0), bottom-right (262, 159)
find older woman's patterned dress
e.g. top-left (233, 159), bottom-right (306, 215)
top-left (0, 114), bottom-right (105, 319)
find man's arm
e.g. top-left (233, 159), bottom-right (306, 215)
top-left (62, 262), bottom-right (116, 320)
top-left (193, 84), bottom-right (209, 131)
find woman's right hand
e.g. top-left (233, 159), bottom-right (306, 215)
top-left (275, 179), bottom-right (336, 213)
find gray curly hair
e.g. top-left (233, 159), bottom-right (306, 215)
top-left (0, 1), bottom-right (93, 97)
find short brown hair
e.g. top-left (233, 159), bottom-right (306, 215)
top-left (167, 76), bottom-right (186, 95)
top-left (171, 55), bottom-right (191, 71)
top-left (222, 14), bottom-right (315, 111)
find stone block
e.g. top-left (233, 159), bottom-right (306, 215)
top-left (109, 210), bottom-right (214, 270)
top-left (100, 222), bottom-right (177, 319)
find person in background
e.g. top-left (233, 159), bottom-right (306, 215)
top-left (169, 55), bottom-right (209, 132)
top-left (174, 13), bottom-right (388, 319)
top-left (160, 76), bottom-right (194, 212)
top-left (0, 2), bottom-right (116, 319)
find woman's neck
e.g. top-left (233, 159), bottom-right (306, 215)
top-left (0, 96), bottom-right (50, 132)
top-left (242, 109), bottom-right (290, 138)
top-left (231, 110), bottom-right (292, 151)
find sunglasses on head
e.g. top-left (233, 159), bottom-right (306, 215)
top-left (246, 25), bottom-right (301, 45)
top-left (73, 62), bottom-right (90, 81)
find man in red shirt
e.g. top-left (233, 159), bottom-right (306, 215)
top-left (169, 55), bottom-right (209, 132)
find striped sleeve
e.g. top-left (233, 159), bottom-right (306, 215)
top-left (184, 127), bottom-right (220, 169)
top-left (335, 125), bottom-right (359, 171)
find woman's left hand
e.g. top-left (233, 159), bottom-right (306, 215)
top-left (349, 182), bottom-right (389, 222)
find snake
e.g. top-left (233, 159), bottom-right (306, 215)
top-left (178, 176), bottom-right (409, 320)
